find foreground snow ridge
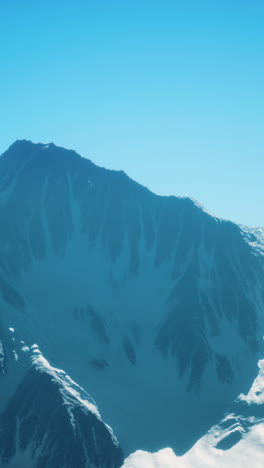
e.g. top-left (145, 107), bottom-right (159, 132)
top-left (123, 426), bottom-right (264, 468)
top-left (123, 360), bottom-right (264, 468)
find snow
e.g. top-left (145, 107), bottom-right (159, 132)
top-left (31, 345), bottom-right (102, 420)
top-left (122, 361), bottom-right (264, 468)
top-left (122, 423), bottom-right (264, 468)
top-left (0, 336), bottom-right (123, 468)
top-left (240, 225), bottom-right (264, 254)
top-left (238, 359), bottom-right (264, 405)
top-left (1, 140), bottom-right (264, 460)
top-left (1, 220), bottom-right (262, 454)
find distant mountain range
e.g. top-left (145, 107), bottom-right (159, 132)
top-left (1, 140), bottom-right (264, 467)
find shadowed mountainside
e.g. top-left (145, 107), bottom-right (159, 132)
top-left (1, 140), bottom-right (264, 456)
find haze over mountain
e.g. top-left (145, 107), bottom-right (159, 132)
top-left (1, 140), bottom-right (264, 467)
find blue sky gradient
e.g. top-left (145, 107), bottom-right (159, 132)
top-left (1, 0), bottom-right (264, 226)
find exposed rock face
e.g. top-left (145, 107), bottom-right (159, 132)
top-left (0, 341), bottom-right (123, 468)
top-left (0, 339), bottom-right (5, 375)
top-left (0, 140), bottom-right (264, 455)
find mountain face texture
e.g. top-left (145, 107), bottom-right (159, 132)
top-left (0, 330), bottom-right (123, 468)
top-left (0, 140), bottom-right (264, 465)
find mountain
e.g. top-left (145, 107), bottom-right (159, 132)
top-left (0, 329), bottom-right (123, 468)
top-left (122, 359), bottom-right (264, 467)
top-left (0, 140), bottom-right (264, 463)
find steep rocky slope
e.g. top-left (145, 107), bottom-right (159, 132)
top-left (0, 329), bottom-right (123, 468)
top-left (1, 140), bottom-right (264, 456)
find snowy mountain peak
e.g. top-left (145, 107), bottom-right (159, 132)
top-left (1, 141), bottom-right (264, 461)
top-left (0, 334), bottom-right (123, 468)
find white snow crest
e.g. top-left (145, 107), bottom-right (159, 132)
top-left (30, 345), bottom-right (101, 419)
top-left (237, 359), bottom-right (264, 405)
top-left (122, 360), bottom-right (264, 468)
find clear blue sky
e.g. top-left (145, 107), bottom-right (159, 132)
top-left (1, 0), bottom-right (264, 226)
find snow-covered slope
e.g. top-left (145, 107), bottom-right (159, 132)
top-left (0, 329), bottom-right (123, 468)
top-left (0, 140), bottom-right (264, 457)
top-left (122, 359), bottom-right (264, 468)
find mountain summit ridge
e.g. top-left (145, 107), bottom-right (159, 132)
top-left (2, 139), bottom-right (225, 222)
